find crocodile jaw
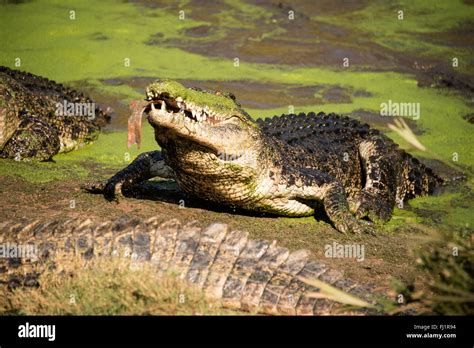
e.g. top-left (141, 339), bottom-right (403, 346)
top-left (147, 99), bottom-right (259, 159)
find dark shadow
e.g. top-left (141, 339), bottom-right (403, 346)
top-left (117, 179), bottom-right (333, 223)
top-left (121, 179), bottom-right (280, 218)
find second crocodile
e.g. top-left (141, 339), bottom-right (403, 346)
top-left (0, 66), bottom-right (109, 161)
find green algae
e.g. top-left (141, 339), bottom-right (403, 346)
top-left (54, 126), bottom-right (157, 165)
top-left (314, 0), bottom-right (474, 75)
top-left (408, 185), bottom-right (474, 232)
top-left (0, 158), bottom-right (89, 183)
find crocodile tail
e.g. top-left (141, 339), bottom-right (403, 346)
top-left (0, 217), bottom-right (379, 315)
top-left (398, 152), bottom-right (443, 201)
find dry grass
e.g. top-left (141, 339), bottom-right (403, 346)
top-left (387, 117), bottom-right (427, 151)
top-left (0, 255), bottom-right (241, 315)
top-left (300, 277), bottom-right (375, 309)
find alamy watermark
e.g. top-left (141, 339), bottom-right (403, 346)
top-left (18, 322), bottom-right (55, 341)
top-left (0, 242), bottom-right (38, 259)
top-left (325, 241), bottom-right (365, 262)
top-left (380, 99), bottom-right (420, 120)
top-left (55, 99), bottom-right (96, 120)
top-left (217, 150), bottom-right (258, 166)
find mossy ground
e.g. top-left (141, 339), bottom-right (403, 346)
top-left (0, 0), bottom-right (472, 315)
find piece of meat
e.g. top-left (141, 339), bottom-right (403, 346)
top-left (128, 100), bottom-right (149, 149)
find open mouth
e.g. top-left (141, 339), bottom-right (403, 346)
top-left (146, 94), bottom-right (225, 125)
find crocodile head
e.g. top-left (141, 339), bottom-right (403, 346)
top-left (144, 79), bottom-right (262, 163)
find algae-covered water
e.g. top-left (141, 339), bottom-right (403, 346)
top-left (0, 0), bottom-right (473, 313)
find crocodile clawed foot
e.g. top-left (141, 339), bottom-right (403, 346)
top-left (334, 216), bottom-right (376, 235)
top-left (103, 180), bottom-right (125, 202)
top-left (349, 192), bottom-right (392, 224)
top-left (81, 181), bottom-right (106, 194)
top-left (81, 180), bottom-right (124, 202)
top-left (357, 220), bottom-right (377, 236)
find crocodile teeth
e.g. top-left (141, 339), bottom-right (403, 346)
top-left (161, 101), bottom-right (167, 111)
top-left (151, 102), bottom-right (156, 110)
top-left (202, 114), bottom-right (207, 121)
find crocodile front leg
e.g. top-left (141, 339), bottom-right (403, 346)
top-left (275, 167), bottom-right (375, 235)
top-left (318, 182), bottom-right (375, 235)
top-left (349, 138), bottom-right (399, 223)
top-left (83, 150), bottom-right (174, 200)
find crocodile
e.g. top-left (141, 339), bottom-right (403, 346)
top-left (0, 217), bottom-right (380, 315)
top-left (86, 80), bottom-right (442, 234)
top-left (0, 66), bottom-right (109, 161)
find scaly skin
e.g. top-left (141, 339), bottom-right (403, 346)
top-left (0, 66), bottom-right (109, 161)
top-left (85, 80), bottom-right (442, 234)
top-left (0, 217), bottom-right (380, 315)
